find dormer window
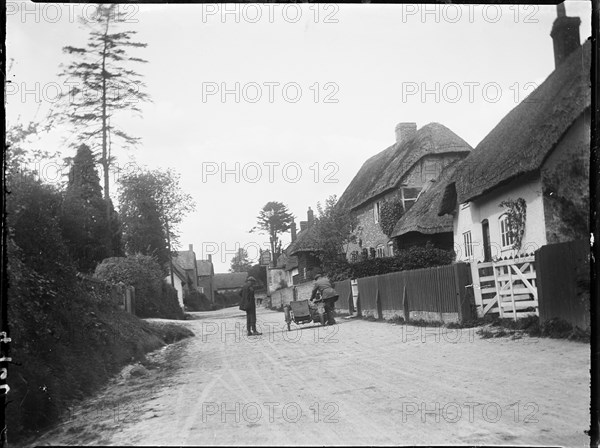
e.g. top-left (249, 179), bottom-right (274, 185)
top-left (401, 187), bottom-right (421, 211)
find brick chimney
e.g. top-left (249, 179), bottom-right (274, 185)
top-left (307, 207), bottom-right (314, 227)
top-left (207, 254), bottom-right (212, 263)
top-left (291, 222), bottom-right (297, 242)
top-left (550, 3), bottom-right (581, 69)
top-left (395, 122), bottom-right (417, 144)
top-left (189, 244), bottom-right (194, 252)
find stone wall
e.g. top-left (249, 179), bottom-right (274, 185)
top-left (269, 282), bottom-right (314, 309)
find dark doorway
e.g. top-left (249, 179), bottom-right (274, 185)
top-left (482, 219), bottom-right (492, 262)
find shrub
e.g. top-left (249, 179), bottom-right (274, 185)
top-left (325, 243), bottom-right (455, 281)
top-left (214, 291), bottom-right (242, 308)
top-left (95, 254), bottom-right (183, 319)
top-left (184, 290), bottom-right (212, 311)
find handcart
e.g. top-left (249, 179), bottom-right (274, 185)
top-left (283, 297), bottom-right (337, 331)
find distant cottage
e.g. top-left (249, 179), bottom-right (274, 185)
top-left (165, 244), bottom-right (215, 308)
top-left (213, 272), bottom-right (248, 293)
top-left (439, 4), bottom-right (590, 262)
top-left (337, 122), bottom-right (472, 260)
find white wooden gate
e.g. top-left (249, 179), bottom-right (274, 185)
top-left (470, 256), bottom-right (538, 320)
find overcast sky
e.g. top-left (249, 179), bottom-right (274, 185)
top-left (7, 1), bottom-right (592, 273)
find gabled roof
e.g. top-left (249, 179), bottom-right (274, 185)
top-left (451, 40), bottom-right (591, 205)
top-left (337, 123), bottom-right (472, 211)
top-left (173, 250), bottom-right (196, 271)
top-left (171, 261), bottom-right (189, 283)
top-left (213, 272), bottom-right (248, 290)
top-left (392, 161), bottom-right (462, 238)
top-left (197, 260), bottom-right (213, 276)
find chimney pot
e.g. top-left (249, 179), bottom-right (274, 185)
top-left (395, 122), bottom-right (417, 144)
top-left (208, 254), bottom-right (212, 263)
top-left (307, 207), bottom-right (314, 227)
top-left (550, 4), bottom-right (581, 68)
top-left (291, 222), bottom-right (297, 242)
top-left (189, 244), bottom-right (193, 252)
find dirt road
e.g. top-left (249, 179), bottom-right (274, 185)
top-left (33, 306), bottom-right (590, 446)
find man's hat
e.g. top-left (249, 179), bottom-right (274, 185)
top-left (247, 276), bottom-right (257, 283)
top-left (313, 272), bottom-right (322, 280)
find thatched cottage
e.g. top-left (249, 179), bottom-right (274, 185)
top-left (337, 122), bottom-right (472, 260)
top-left (277, 208), bottom-right (321, 285)
top-left (213, 272), bottom-right (248, 294)
top-left (439, 5), bottom-right (590, 262)
top-left (165, 244), bottom-right (209, 308)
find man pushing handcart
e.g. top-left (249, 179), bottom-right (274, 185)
top-left (284, 271), bottom-right (338, 331)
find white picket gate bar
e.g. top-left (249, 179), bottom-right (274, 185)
top-left (470, 255), bottom-right (538, 320)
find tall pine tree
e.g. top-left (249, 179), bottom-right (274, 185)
top-left (56, 4), bottom-right (150, 217)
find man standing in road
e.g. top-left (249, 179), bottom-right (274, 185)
top-left (240, 276), bottom-right (262, 336)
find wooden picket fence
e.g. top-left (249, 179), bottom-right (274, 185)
top-left (470, 255), bottom-right (538, 320)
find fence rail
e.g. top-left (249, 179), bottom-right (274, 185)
top-left (356, 263), bottom-right (474, 323)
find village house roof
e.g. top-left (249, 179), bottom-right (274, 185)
top-left (336, 122), bottom-right (472, 211)
top-left (288, 224), bottom-right (319, 256)
top-left (391, 161), bottom-right (461, 238)
top-left (173, 250), bottom-right (196, 271)
top-left (441, 40), bottom-right (591, 210)
top-left (171, 261), bottom-right (189, 283)
top-left (213, 272), bottom-right (248, 290)
top-left (196, 260), bottom-right (213, 277)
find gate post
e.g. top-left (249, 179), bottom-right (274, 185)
top-left (402, 284), bottom-right (409, 323)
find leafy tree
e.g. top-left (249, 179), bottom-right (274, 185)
top-left (251, 201), bottom-right (294, 266)
top-left (55, 4), bottom-right (150, 211)
top-left (247, 264), bottom-right (268, 290)
top-left (118, 168), bottom-right (195, 266)
top-left (60, 144), bottom-right (122, 272)
top-left (7, 172), bottom-right (74, 281)
top-left (230, 248), bottom-right (253, 273)
top-left (313, 195), bottom-right (357, 270)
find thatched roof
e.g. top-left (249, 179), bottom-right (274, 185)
top-left (391, 161), bottom-right (462, 238)
top-left (274, 250), bottom-right (299, 271)
top-left (214, 272), bottom-right (247, 290)
top-left (449, 40), bottom-right (591, 205)
top-left (173, 250), bottom-right (195, 271)
top-left (288, 224), bottom-right (319, 256)
top-left (337, 123), bottom-right (472, 211)
top-left (171, 261), bottom-right (189, 283)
